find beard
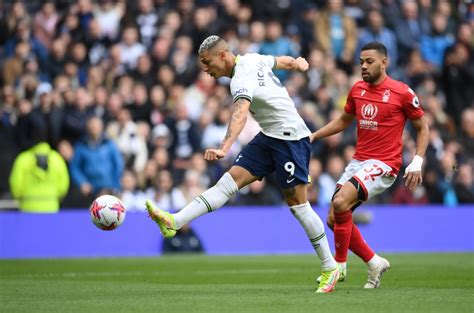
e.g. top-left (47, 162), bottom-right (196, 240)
top-left (362, 68), bottom-right (382, 84)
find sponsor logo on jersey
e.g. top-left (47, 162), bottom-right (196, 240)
top-left (360, 103), bottom-right (378, 130)
top-left (232, 88), bottom-right (248, 98)
top-left (361, 89), bottom-right (366, 96)
top-left (382, 89), bottom-right (390, 102)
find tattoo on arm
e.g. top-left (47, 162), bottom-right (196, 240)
top-left (219, 98), bottom-right (248, 151)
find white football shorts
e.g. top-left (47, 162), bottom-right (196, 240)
top-left (336, 159), bottom-right (397, 201)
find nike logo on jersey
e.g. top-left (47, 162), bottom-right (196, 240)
top-left (361, 90), bottom-right (366, 96)
top-left (286, 177), bottom-right (295, 183)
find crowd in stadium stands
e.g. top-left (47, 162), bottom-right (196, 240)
top-left (0, 0), bottom-right (473, 212)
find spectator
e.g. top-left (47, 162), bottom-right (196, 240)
top-left (459, 109), bottom-right (474, 160)
top-left (45, 38), bottom-right (68, 81)
top-left (149, 85), bottom-right (168, 128)
top-left (5, 1), bottom-right (31, 39)
top-left (314, 0), bottom-right (358, 74)
top-left (106, 108), bottom-right (148, 173)
top-left (260, 20), bottom-right (298, 82)
top-left (118, 26), bottom-right (146, 70)
top-left (146, 169), bottom-right (185, 212)
top-left (356, 9), bottom-right (398, 68)
top-left (34, 82), bottom-right (64, 149)
top-left (62, 87), bottom-right (93, 143)
top-left (84, 18), bottom-right (112, 66)
top-left (166, 102), bottom-right (202, 179)
top-left (442, 43), bottom-right (474, 124)
top-left (136, 0), bottom-right (159, 48)
top-left (9, 119), bottom-right (69, 213)
top-left (131, 54), bottom-right (154, 88)
top-left (0, 86), bottom-right (19, 196)
top-left (394, 0), bottom-right (430, 65)
top-left (33, 1), bottom-right (59, 50)
top-left (454, 163), bottom-right (474, 204)
top-left (120, 170), bottom-right (147, 212)
top-left (126, 83), bottom-right (151, 123)
top-left (4, 19), bottom-right (48, 64)
top-left (94, 0), bottom-right (124, 41)
top-left (2, 41), bottom-right (31, 85)
top-left (70, 116), bottom-right (124, 202)
top-left (420, 12), bottom-right (455, 70)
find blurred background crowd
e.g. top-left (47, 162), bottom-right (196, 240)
top-left (0, 0), bottom-right (473, 213)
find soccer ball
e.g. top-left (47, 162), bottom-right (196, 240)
top-left (90, 195), bottom-right (126, 231)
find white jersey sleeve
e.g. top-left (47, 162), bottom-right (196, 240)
top-left (230, 60), bottom-right (257, 103)
top-left (229, 53), bottom-right (310, 140)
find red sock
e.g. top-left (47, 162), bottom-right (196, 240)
top-left (334, 210), bottom-right (353, 263)
top-left (349, 224), bottom-right (375, 263)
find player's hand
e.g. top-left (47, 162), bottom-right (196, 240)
top-left (309, 133), bottom-right (316, 143)
top-left (403, 155), bottom-right (424, 191)
top-left (204, 148), bottom-right (226, 161)
top-left (295, 57), bottom-right (309, 72)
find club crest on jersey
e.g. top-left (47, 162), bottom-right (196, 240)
top-left (383, 89), bottom-right (390, 102)
top-left (360, 103), bottom-right (378, 130)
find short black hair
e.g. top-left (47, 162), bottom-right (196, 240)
top-left (361, 42), bottom-right (387, 57)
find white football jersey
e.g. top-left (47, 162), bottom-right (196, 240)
top-left (230, 53), bottom-right (310, 140)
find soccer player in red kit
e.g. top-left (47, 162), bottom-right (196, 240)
top-left (311, 42), bottom-right (429, 288)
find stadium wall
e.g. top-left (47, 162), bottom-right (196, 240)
top-left (1, 205), bottom-right (473, 258)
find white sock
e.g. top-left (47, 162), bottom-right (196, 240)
top-left (290, 202), bottom-right (337, 271)
top-left (339, 262), bottom-right (347, 272)
top-left (173, 172), bottom-right (239, 229)
top-left (367, 254), bottom-right (381, 269)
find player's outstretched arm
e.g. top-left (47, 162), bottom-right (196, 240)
top-left (274, 56), bottom-right (309, 72)
top-left (403, 116), bottom-right (429, 191)
top-left (204, 98), bottom-right (250, 161)
top-left (310, 112), bottom-right (355, 143)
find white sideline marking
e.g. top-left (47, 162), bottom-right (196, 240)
top-left (7, 268), bottom-right (306, 279)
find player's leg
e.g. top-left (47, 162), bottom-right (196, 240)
top-left (147, 133), bottom-right (271, 237)
top-left (332, 181), bottom-right (360, 266)
top-left (284, 184), bottom-right (337, 271)
top-left (273, 136), bottom-right (340, 292)
top-left (146, 166), bottom-right (256, 237)
top-left (325, 188), bottom-right (372, 282)
top-left (341, 160), bottom-right (394, 288)
top-left (282, 183), bottom-right (341, 293)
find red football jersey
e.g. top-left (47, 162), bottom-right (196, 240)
top-left (344, 76), bottom-right (424, 174)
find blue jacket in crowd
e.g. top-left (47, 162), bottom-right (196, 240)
top-left (70, 136), bottom-right (124, 194)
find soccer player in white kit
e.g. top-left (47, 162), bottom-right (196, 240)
top-left (146, 35), bottom-right (341, 293)
top-left (312, 42), bottom-right (429, 289)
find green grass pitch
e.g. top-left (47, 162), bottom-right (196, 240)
top-left (1, 254), bottom-right (473, 313)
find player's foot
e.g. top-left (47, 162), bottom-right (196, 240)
top-left (315, 264), bottom-right (341, 293)
top-left (145, 200), bottom-right (177, 238)
top-left (364, 257), bottom-right (390, 289)
top-left (316, 263), bottom-right (346, 285)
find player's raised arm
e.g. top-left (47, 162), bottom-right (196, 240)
top-left (310, 111), bottom-right (355, 143)
top-left (274, 56), bottom-right (309, 72)
top-left (204, 98), bottom-right (250, 161)
top-left (403, 116), bottom-right (429, 190)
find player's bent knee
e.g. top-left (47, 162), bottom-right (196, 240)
top-left (332, 195), bottom-right (350, 213)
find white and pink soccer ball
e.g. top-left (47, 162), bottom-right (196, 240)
top-left (90, 195), bottom-right (126, 231)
